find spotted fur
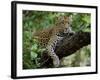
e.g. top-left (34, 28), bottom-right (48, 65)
top-left (33, 15), bottom-right (74, 67)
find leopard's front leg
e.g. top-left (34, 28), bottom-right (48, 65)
top-left (46, 35), bottom-right (63, 67)
top-left (46, 45), bottom-right (60, 67)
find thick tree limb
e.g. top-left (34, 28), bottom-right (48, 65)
top-left (56, 31), bottom-right (90, 58)
top-left (40, 31), bottom-right (90, 67)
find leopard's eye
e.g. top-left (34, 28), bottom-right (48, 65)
top-left (67, 22), bottom-right (70, 24)
top-left (61, 21), bottom-right (64, 24)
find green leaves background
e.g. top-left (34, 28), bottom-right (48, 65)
top-left (23, 11), bottom-right (91, 69)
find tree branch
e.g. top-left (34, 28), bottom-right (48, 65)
top-left (40, 31), bottom-right (90, 67)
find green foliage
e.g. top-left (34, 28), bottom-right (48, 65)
top-left (72, 13), bottom-right (91, 32)
top-left (60, 45), bottom-right (91, 67)
top-left (23, 10), bottom-right (91, 69)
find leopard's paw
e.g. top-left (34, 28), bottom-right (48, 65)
top-left (52, 55), bottom-right (60, 67)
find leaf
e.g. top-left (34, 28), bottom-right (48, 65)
top-left (31, 51), bottom-right (38, 60)
top-left (31, 44), bottom-right (38, 50)
top-left (82, 15), bottom-right (90, 24)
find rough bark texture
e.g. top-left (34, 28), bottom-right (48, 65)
top-left (40, 31), bottom-right (91, 67)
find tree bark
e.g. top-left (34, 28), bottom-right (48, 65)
top-left (40, 31), bottom-right (91, 67)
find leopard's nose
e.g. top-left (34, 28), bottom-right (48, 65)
top-left (64, 29), bottom-right (68, 33)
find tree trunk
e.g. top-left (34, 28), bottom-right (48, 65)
top-left (40, 31), bottom-right (91, 67)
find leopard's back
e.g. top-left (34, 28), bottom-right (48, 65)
top-left (33, 28), bottom-right (53, 47)
top-left (33, 15), bottom-right (72, 47)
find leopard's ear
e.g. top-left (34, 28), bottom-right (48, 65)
top-left (55, 16), bottom-right (58, 22)
top-left (64, 16), bottom-right (68, 19)
top-left (55, 16), bottom-right (61, 23)
top-left (56, 16), bottom-right (61, 20)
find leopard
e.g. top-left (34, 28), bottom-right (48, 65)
top-left (33, 15), bottom-right (75, 67)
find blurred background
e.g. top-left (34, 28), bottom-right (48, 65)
top-left (22, 11), bottom-right (91, 69)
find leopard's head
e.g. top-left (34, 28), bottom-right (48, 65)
top-left (55, 15), bottom-right (73, 34)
